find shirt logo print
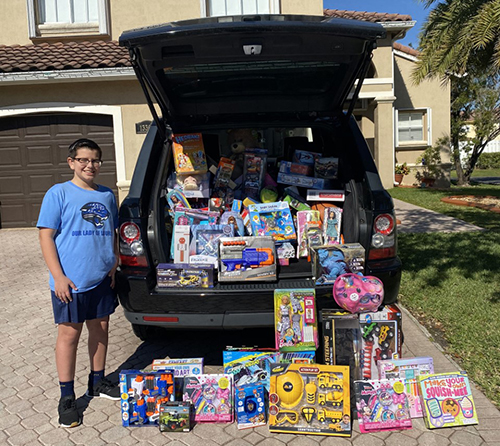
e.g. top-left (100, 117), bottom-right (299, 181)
top-left (80, 202), bottom-right (110, 228)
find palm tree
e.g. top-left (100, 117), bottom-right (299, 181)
top-left (413, 0), bottom-right (500, 82)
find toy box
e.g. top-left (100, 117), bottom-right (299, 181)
top-left (378, 357), bottom-right (434, 418)
top-left (323, 207), bottom-right (342, 245)
top-left (167, 171), bottom-right (210, 198)
top-left (312, 243), bottom-right (365, 285)
top-left (243, 148), bottom-right (268, 199)
top-left (173, 224), bottom-right (190, 264)
top-left (235, 384), bottom-right (267, 429)
top-left (182, 374), bottom-right (234, 423)
top-left (307, 189), bottom-right (345, 202)
top-left (218, 236), bottom-right (276, 282)
top-left (190, 224), bottom-right (234, 267)
top-left (359, 305), bottom-right (402, 379)
top-left (279, 160), bottom-right (313, 176)
top-left (277, 172), bottom-right (329, 190)
top-left (159, 402), bottom-right (192, 432)
top-left (274, 289), bottom-right (319, 352)
top-left (314, 157), bottom-right (339, 179)
top-left (278, 351), bottom-right (316, 364)
top-left (296, 210), bottom-right (321, 258)
top-left (119, 370), bottom-right (175, 427)
top-left (418, 371), bottom-right (478, 429)
top-left (283, 194), bottom-right (311, 212)
top-left (248, 201), bottom-right (296, 242)
top-left (293, 149), bottom-right (321, 166)
top-left (354, 378), bottom-right (412, 433)
top-left (321, 310), bottom-right (361, 379)
top-left (156, 264), bottom-right (214, 288)
top-left (223, 349), bottom-right (279, 390)
top-left (269, 363), bottom-right (351, 437)
top-left (172, 133), bottom-right (208, 174)
top-left (151, 357), bottom-right (204, 400)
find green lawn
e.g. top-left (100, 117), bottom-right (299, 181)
top-left (389, 185), bottom-right (500, 409)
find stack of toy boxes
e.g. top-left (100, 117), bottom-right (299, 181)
top-left (162, 130), bottom-right (354, 284)
top-left (268, 363), bottom-right (351, 436)
top-left (119, 370), bottom-right (175, 427)
top-left (182, 374), bottom-right (234, 423)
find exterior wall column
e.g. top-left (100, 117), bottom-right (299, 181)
top-left (373, 97), bottom-right (396, 189)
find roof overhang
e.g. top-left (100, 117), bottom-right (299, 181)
top-left (379, 20), bottom-right (416, 40)
top-left (0, 67), bottom-right (135, 85)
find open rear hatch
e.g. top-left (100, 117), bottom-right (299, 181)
top-left (119, 14), bottom-right (386, 132)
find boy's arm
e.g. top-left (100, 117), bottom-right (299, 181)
top-left (39, 228), bottom-right (78, 303)
top-left (108, 230), bottom-right (119, 289)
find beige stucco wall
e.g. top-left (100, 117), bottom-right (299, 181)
top-left (0, 1), bottom-right (31, 45)
top-left (281, 0), bottom-right (322, 15)
top-left (394, 53), bottom-right (451, 187)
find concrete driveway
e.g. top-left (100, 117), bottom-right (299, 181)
top-left (1, 227), bottom-right (499, 445)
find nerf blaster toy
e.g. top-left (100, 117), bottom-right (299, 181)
top-left (221, 241), bottom-right (274, 272)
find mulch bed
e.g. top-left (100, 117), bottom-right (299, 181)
top-left (441, 195), bottom-right (500, 213)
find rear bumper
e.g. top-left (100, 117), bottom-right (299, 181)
top-left (116, 256), bottom-right (401, 329)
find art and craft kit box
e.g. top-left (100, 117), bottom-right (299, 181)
top-left (359, 305), bottom-right (402, 379)
top-left (417, 371), bottom-right (478, 429)
top-left (119, 370), bottom-right (175, 427)
top-left (268, 363), bottom-right (351, 437)
top-left (223, 349), bottom-right (279, 391)
top-left (172, 133), bottom-right (208, 174)
top-left (182, 374), bottom-right (234, 423)
top-left (151, 357), bottom-right (204, 400)
top-left (156, 263), bottom-right (214, 288)
top-left (354, 378), bottom-right (412, 433)
top-left (235, 384), bottom-right (267, 429)
top-left (248, 201), bottom-right (296, 242)
top-left (158, 402), bottom-right (192, 432)
top-left (274, 288), bottom-right (319, 352)
top-left (218, 236), bottom-right (276, 282)
top-left (378, 357), bottom-right (434, 418)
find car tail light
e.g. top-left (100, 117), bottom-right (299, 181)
top-left (119, 222), bottom-right (147, 267)
top-left (369, 213), bottom-right (396, 260)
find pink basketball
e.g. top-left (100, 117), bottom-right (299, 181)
top-left (333, 273), bottom-right (384, 313)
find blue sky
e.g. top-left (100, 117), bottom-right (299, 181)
top-left (323, 0), bottom-right (430, 48)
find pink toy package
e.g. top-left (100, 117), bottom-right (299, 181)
top-left (354, 378), bottom-right (412, 433)
top-left (333, 274), bottom-right (384, 314)
top-left (182, 374), bottom-right (234, 423)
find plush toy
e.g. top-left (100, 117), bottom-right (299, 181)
top-left (226, 128), bottom-right (261, 179)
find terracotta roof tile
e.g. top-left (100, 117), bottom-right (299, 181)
top-left (393, 42), bottom-right (420, 57)
top-left (0, 40), bottom-right (131, 73)
top-left (324, 9), bottom-right (413, 23)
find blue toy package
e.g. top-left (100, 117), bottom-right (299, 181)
top-left (235, 384), bottom-right (267, 429)
top-left (223, 349), bottom-right (279, 391)
top-left (119, 370), bottom-right (175, 427)
top-left (243, 148), bottom-right (268, 200)
top-left (248, 201), bottom-right (296, 242)
top-left (189, 224), bottom-right (234, 266)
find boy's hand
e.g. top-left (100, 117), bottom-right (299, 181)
top-left (54, 275), bottom-right (78, 303)
top-left (108, 259), bottom-right (119, 289)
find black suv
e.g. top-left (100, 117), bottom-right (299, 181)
top-left (117, 15), bottom-right (401, 340)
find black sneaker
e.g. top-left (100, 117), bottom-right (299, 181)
top-left (58, 395), bottom-right (81, 428)
top-left (86, 377), bottom-right (121, 400)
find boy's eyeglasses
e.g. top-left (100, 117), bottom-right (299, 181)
top-left (72, 158), bottom-right (103, 167)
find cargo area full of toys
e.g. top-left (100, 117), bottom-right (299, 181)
top-left (117, 131), bottom-right (479, 436)
top-left (158, 130), bottom-right (353, 286)
top-left (119, 300), bottom-right (478, 435)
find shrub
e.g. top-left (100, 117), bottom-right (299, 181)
top-left (477, 152), bottom-right (500, 169)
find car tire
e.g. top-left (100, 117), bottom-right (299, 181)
top-left (131, 323), bottom-right (155, 341)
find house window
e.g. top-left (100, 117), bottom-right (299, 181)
top-left (27, 0), bottom-right (110, 38)
top-left (396, 109), bottom-right (431, 145)
top-left (204, 0), bottom-right (279, 17)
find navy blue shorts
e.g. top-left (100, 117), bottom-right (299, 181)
top-left (51, 276), bottom-right (118, 324)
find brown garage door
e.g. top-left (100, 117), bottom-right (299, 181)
top-left (0, 113), bottom-right (117, 228)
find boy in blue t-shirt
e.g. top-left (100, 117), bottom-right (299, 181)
top-left (37, 139), bottom-right (120, 428)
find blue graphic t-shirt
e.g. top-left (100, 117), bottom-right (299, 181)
top-left (37, 181), bottom-right (119, 293)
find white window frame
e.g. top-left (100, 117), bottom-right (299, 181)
top-left (200, 0), bottom-right (280, 17)
top-left (27, 0), bottom-right (110, 39)
top-left (395, 108), bottom-right (432, 147)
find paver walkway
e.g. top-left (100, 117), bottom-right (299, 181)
top-left (1, 227), bottom-right (499, 445)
